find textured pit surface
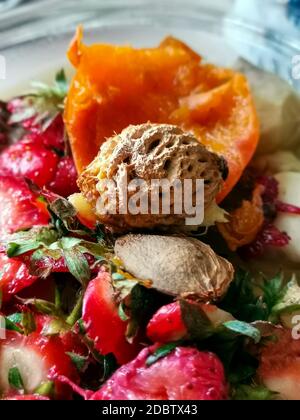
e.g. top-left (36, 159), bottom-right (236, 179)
top-left (78, 124), bottom-right (224, 232)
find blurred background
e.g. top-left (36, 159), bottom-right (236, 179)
top-left (0, 0), bottom-right (28, 12)
top-left (0, 0), bottom-right (300, 90)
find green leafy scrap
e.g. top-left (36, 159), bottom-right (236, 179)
top-left (220, 269), bottom-right (267, 323)
top-left (223, 321), bottom-right (261, 344)
top-left (231, 384), bottom-right (279, 401)
top-left (66, 352), bottom-right (88, 373)
top-left (146, 343), bottom-right (178, 366)
top-left (3, 222), bottom-right (109, 286)
top-left (8, 367), bottom-right (24, 391)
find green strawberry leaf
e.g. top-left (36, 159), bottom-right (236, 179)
top-left (66, 352), bottom-right (88, 373)
top-left (232, 384), bottom-right (279, 401)
top-left (6, 313), bottom-right (22, 324)
top-left (21, 311), bottom-right (36, 335)
top-left (4, 224), bottom-right (109, 285)
top-left (41, 318), bottom-right (69, 336)
top-left (146, 343), bottom-right (178, 366)
top-left (260, 273), bottom-right (286, 316)
top-left (101, 354), bottom-right (118, 382)
top-left (5, 227), bottom-right (59, 258)
top-left (55, 69), bottom-right (68, 95)
top-left (62, 247), bottom-right (91, 286)
top-left (9, 69), bottom-right (68, 131)
top-left (222, 321), bottom-right (261, 344)
top-left (118, 302), bottom-right (130, 322)
top-left (220, 269), bottom-right (299, 325)
top-left (34, 381), bottom-right (54, 397)
top-left (220, 269), bottom-right (268, 323)
top-left (4, 317), bottom-right (23, 334)
top-left (271, 277), bottom-right (300, 319)
top-left (8, 366), bottom-right (24, 391)
top-left (19, 298), bottom-right (62, 317)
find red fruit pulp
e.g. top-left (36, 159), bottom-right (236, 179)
top-left (92, 345), bottom-right (228, 400)
top-left (82, 271), bottom-right (141, 365)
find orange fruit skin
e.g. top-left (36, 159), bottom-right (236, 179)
top-left (218, 184), bottom-right (265, 251)
top-left (65, 28), bottom-right (260, 202)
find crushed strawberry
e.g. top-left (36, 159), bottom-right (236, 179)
top-left (241, 223), bottom-right (290, 259)
top-left (91, 345), bottom-right (228, 400)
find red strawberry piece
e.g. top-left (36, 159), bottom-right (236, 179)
top-left (34, 114), bottom-right (65, 152)
top-left (48, 156), bottom-right (78, 197)
top-left (82, 271), bottom-right (141, 365)
top-left (7, 98), bottom-right (38, 132)
top-left (8, 97), bottom-right (65, 151)
top-left (147, 302), bottom-right (234, 344)
top-left (0, 140), bottom-right (59, 188)
top-left (0, 330), bottom-right (79, 400)
top-left (147, 302), bottom-right (188, 343)
top-left (7, 94), bottom-right (65, 152)
top-left (34, 314), bottom-right (87, 356)
top-left (91, 345), bottom-right (228, 400)
top-left (0, 252), bottom-right (38, 302)
top-left (33, 256), bottom-right (70, 274)
top-left (0, 175), bottom-right (49, 236)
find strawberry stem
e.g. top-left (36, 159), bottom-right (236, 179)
top-left (66, 293), bottom-right (83, 326)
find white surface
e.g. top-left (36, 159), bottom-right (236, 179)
top-left (275, 172), bottom-right (300, 263)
